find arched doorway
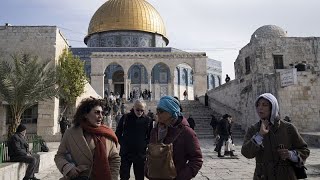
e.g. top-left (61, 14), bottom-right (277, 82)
top-left (104, 63), bottom-right (124, 97)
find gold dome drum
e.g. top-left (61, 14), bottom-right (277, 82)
top-left (86, 0), bottom-right (168, 44)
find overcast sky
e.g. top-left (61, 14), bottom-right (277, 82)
top-left (1, 0), bottom-right (320, 81)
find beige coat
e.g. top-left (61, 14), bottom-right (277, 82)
top-left (55, 126), bottom-right (121, 180)
top-left (241, 120), bottom-right (310, 180)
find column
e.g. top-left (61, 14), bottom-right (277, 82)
top-left (168, 71), bottom-right (175, 96)
top-left (123, 73), bottom-right (128, 101)
top-left (91, 73), bottom-right (105, 97)
top-left (193, 72), bottom-right (207, 97)
top-left (148, 73), bottom-right (152, 100)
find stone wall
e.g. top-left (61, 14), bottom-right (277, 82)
top-left (278, 71), bottom-right (320, 131)
top-left (235, 37), bottom-right (320, 80)
top-left (0, 26), bottom-right (69, 137)
top-left (207, 70), bottom-right (320, 132)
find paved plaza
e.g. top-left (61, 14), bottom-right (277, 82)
top-left (36, 138), bottom-right (320, 180)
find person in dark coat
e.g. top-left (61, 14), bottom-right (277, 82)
top-left (241, 93), bottom-right (310, 180)
top-left (216, 114), bottom-right (233, 157)
top-left (204, 93), bottom-right (209, 106)
top-left (8, 124), bottom-right (40, 180)
top-left (210, 114), bottom-right (218, 136)
top-left (147, 96), bottom-right (203, 180)
top-left (59, 116), bottom-right (70, 138)
top-left (187, 115), bottom-right (196, 130)
top-left (225, 74), bottom-right (230, 83)
top-left (115, 100), bottom-right (152, 180)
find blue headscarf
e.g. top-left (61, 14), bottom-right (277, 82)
top-left (157, 96), bottom-right (182, 119)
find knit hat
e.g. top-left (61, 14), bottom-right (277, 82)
top-left (157, 96), bottom-right (182, 119)
top-left (16, 124), bottom-right (27, 133)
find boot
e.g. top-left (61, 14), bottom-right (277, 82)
top-left (230, 151), bottom-right (236, 157)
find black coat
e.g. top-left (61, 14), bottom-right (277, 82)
top-left (115, 109), bottom-right (152, 156)
top-left (187, 117), bottom-right (196, 130)
top-left (8, 133), bottom-right (29, 158)
top-left (217, 118), bottom-right (231, 136)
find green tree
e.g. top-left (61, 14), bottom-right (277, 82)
top-left (0, 54), bottom-right (58, 138)
top-left (56, 49), bottom-right (87, 119)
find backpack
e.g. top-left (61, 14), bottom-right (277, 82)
top-left (40, 139), bottom-right (49, 152)
top-left (146, 127), bottom-right (184, 179)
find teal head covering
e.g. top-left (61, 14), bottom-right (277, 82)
top-left (157, 96), bottom-right (182, 119)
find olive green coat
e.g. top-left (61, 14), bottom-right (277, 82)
top-left (241, 120), bottom-right (310, 180)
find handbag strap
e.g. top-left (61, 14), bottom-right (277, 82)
top-left (171, 126), bottom-right (184, 144)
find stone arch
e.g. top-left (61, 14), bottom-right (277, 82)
top-left (151, 62), bottom-right (170, 98)
top-left (128, 63), bottom-right (148, 84)
top-left (151, 63), bottom-right (170, 84)
top-left (104, 63), bottom-right (124, 97)
top-left (174, 63), bottom-right (193, 100)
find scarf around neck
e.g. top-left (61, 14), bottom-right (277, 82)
top-left (80, 122), bottom-right (118, 180)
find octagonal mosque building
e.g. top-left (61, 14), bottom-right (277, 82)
top-left (71, 0), bottom-right (222, 100)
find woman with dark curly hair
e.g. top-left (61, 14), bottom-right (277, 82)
top-left (55, 98), bottom-right (120, 180)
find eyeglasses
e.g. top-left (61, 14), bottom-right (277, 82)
top-left (135, 109), bottom-right (144, 113)
top-left (94, 110), bottom-right (104, 115)
top-left (156, 108), bottom-right (165, 114)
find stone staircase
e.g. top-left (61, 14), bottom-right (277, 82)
top-left (180, 100), bottom-right (246, 139)
top-left (116, 100), bottom-right (246, 139)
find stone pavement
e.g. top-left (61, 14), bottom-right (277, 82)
top-left (36, 138), bottom-right (320, 180)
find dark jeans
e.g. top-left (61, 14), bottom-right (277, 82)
top-left (216, 135), bottom-right (229, 153)
top-left (11, 154), bottom-right (40, 179)
top-left (120, 153), bottom-right (145, 180)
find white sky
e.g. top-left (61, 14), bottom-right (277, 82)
top-left (1, 0), bottom-right (320, 82)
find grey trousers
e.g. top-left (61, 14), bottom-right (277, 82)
top-left (11, 154), bottom-right (40, 178)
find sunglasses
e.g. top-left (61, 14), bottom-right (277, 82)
top-left (156, 108), bottom-right (166, 114)
top-left (94, 110), bottom-right (105, 115)
top-left (135, 109), bottom-right (145, 112)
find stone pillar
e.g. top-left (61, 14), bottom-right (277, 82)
top-left (193, 72), bottom-right (207, 97)
top-left (168, 70), bottom-right (174, 96)
top-left (91, 73), bottom-right (105, 97)
top-left (148, 73), bottom-right (152, 100)
top-left (37, 98), bottom-right (59, 137)
top-left (124, 73), bottom-right (128, 101)
top-left (194, 57), bottom-right (208, 97)
top-left (148, 73), bottom-right (152, 92)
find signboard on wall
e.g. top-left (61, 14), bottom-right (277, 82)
top-left (280, 69), bottom-right (297, 87)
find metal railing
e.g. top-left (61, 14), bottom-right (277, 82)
top-left (0, 141), bottom-right (10, 163)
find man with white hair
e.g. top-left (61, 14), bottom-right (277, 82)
top-left (115, 100), bottom-right (153, 180)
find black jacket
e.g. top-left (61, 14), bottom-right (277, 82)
top-left (187, 117), bottom-right (196, 130)
top-left (8, 133), bottom-right (29, 158)
top-left (217, 118), bottom-right (232, 136)
top-left (115, 109), bottom-right (152, 156)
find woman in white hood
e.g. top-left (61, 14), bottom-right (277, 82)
top-left (241, 93), bottom-right (310, 180)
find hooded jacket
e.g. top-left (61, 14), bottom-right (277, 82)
top-left (241, 93), bottom-right (310, 180)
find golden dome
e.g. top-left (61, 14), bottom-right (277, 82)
top-left (86, 0), bottom-right (168, 44)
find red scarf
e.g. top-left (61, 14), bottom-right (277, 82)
top-left (81, 122), bottom-right (118, 180)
